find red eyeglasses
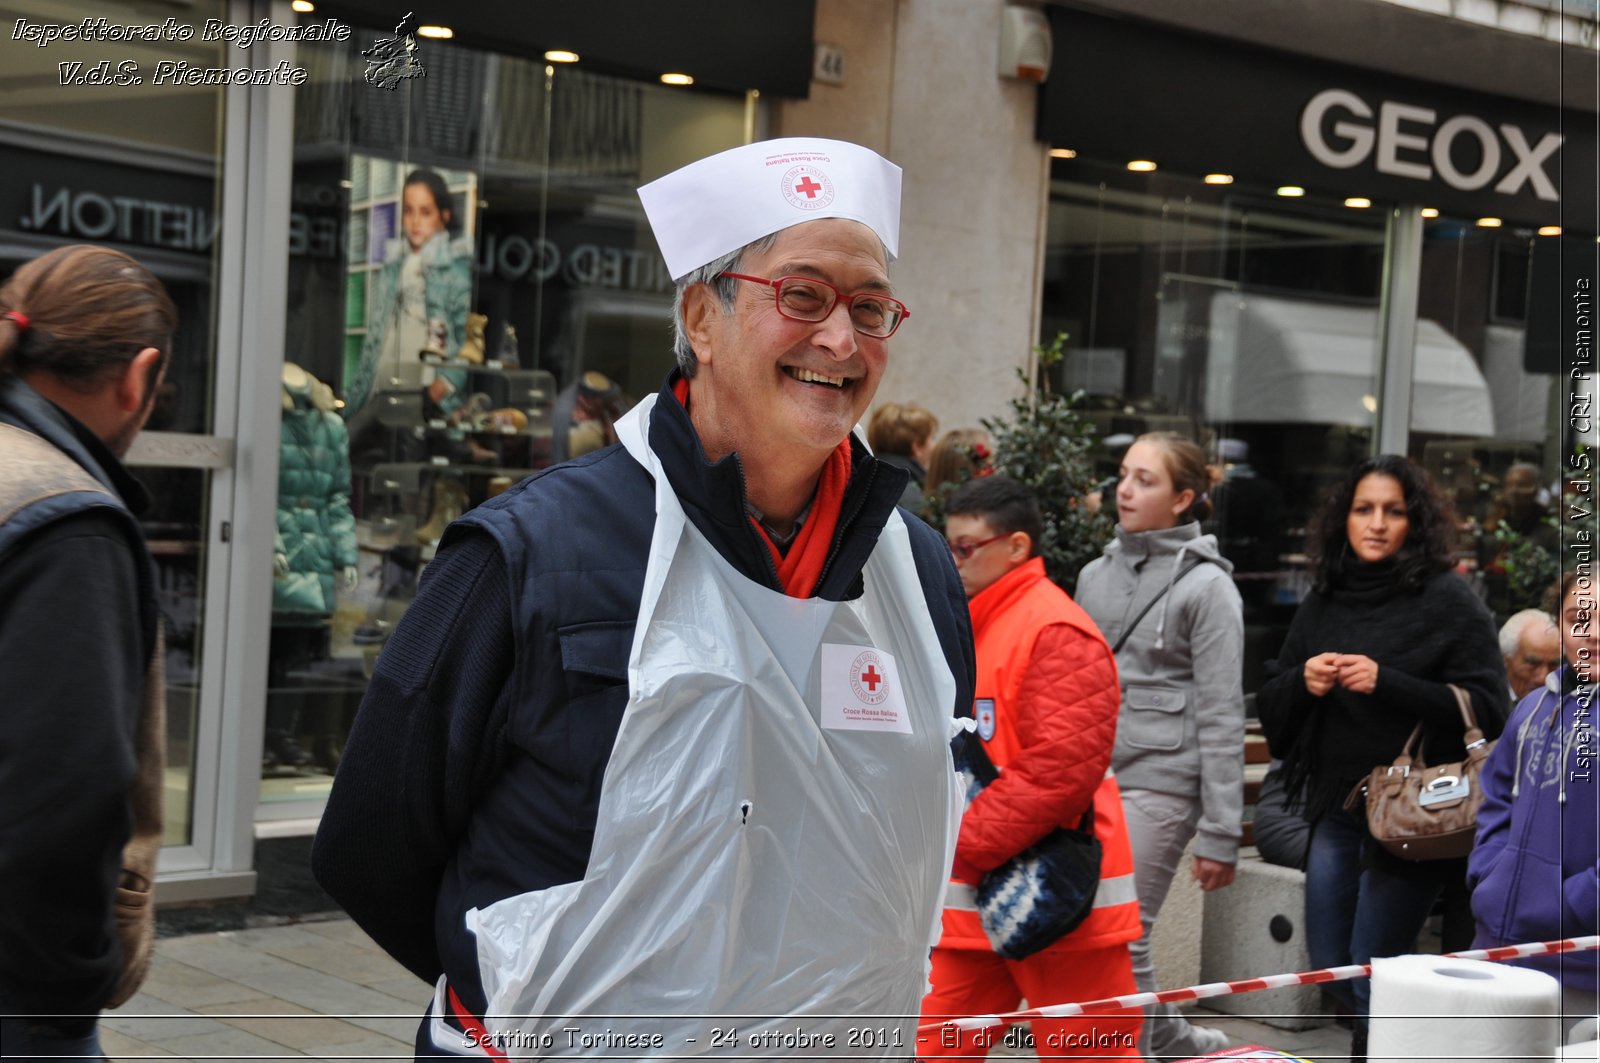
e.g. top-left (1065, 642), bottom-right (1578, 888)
top-left (946, 533), bottom-right (1008, 561)
top-left (720, 272), bottom-right (910, 338)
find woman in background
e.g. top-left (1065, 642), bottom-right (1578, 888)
top-left (868, 401), bottom-right (939, 512)
top-left (1075, 431), bottom-right (1244, 1060)
top-left (1257, 454), bottom-right (1506, 1060)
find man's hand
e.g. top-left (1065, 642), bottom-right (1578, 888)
top-left (1335, 654), bottom-right (1380, 694)
top-left (1303, 652), bottom-right (1340, 696)
top-left (1191, 857), bottom-right (1235, 892)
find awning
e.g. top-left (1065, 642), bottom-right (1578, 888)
top-left (1482, 324), bottom-right (1556, 443)
top-left (1204, 291), bottom-right (1494, 436)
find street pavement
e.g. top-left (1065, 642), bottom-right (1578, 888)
top-left (102, 914), bottom-right (1356, 1060)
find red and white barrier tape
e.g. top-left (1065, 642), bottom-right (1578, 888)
top-left (919, 935), bottom-right (1600, 1034)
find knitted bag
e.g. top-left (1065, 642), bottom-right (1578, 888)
top-left (954, 729), bottom-right (1102, 960)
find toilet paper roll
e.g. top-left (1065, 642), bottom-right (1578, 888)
top-left (1369, 954), bottom-right (1560, 1063)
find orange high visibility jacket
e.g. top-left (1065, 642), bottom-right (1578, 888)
top-left (938, 556), bottom-right (1141, 953)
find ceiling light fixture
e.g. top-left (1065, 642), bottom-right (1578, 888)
top-left (1344, 197), bottom-right (1371, 208)
top-left (1276, 185), bottom-right (1305, 197)
top-left (1420, 208), bottom-right (1440, 218)
top-left (544, 50), bottom-right (579, 63)
top-left (660, 72), bottom-right (695, 86)
top-left (1048, 148), bottom-right (1077, 159)
top-left (1126, 160), bottom-right (1157, 172)
top-left (1538, 226), bottom-right (1562, 237)
top-left (1476, 217), bottom-right (1503, 228)
top-left (417, 25), bottom-right (453, 39)
top-left (1204, 174), bottom-right (1233, 185)
top-left (290, 0), bottom-right (314, 11)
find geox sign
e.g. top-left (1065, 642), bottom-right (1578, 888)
top-left (1300, 88), bottom-right (1563, 203)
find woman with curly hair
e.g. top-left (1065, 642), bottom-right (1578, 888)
top-left (1256, 454), bottom-right (1507, 1060)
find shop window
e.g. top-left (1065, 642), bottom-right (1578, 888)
top-left (0, 0), bottom-right (233, 849)
top-left (263, 29), bottom-right (747, 806)
top-left (1412, 217), bottom-right (1567, 625)
top-left (1042, 160), bottom-right (1387, 695)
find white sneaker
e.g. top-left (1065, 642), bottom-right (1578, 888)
top-left (1144, 1019), bottom-right (1229, 1060)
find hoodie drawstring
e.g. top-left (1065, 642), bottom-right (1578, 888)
top-left (1154, 542), bottom-right (1191, 651)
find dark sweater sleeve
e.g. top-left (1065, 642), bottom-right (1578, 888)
top-left (312, 527), bottom-right (516, 983)
top-left (1372, 575), bottom-right (1511, 740)
top-left (0, 515), bottom-right (141, 1015)
top-left (907, 521), bottom-right (976, 719)
top-left (1255, 594), bottom-right (1318, 758)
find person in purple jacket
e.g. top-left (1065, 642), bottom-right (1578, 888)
top-left (1469, 569), bottom-right (1600, 1043)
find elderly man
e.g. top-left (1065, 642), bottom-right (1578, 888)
top-left (314, 139), bottom-right (975, 1057)
top-left (1500, 607), bottom-right (1562, 702)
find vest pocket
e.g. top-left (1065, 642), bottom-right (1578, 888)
top-left (557, 620), bottom-right (634, 831)
top-left (1121, 686), bottom-right (1186, 752)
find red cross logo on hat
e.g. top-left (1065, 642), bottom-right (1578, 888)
top-left (781, 164), bottom-right (836, 211)
top-left (849, 649), bottom-right (890, 705)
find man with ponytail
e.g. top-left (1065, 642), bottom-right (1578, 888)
top-left (0, 244), bottom-right (175, 1057)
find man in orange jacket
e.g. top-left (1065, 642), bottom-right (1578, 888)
top-left (920, 477), bottom-right (1142, 1060)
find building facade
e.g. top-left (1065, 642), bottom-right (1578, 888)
top-left (0, 0), bottom-right (1593, 899)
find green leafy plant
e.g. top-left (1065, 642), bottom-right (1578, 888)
top-left (1493, 517), bottom-right (1560, 616)
top-left (974, 332), bottom-right (1113, 593)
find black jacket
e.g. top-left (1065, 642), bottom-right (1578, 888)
top-left (1256, 564), bottom-right (1508, 824)
top-left (0, 376), bottom-right (155, 1019)
top-left (313, 373), bottom-right (976, 1016)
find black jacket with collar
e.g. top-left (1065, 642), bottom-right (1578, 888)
top-left (313, 372), bottom-right (976, 1016)
top-left (0, 376), bottom-right (154, 1019)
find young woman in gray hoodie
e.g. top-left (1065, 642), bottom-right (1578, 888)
top-left (1075, 432), bottom-right (1245, 1060)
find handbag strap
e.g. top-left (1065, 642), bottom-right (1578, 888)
top-left (1110, 557), bottom-right (1210, 655)
top-left (1448, 683), bottom-right (1486, 748)
top-left (1394, 684), bottom-right (1485, 773)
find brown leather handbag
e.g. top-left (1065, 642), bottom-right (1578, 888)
top-left (1348, 685), bottom-right (1494, 862)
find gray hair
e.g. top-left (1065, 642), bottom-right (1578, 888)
top-left (671, 233), bottom-right (779, 379)
top-left (669, 227), bottom-right (892, 377)
top-left (1499, 608), bottom-right (1558, 659)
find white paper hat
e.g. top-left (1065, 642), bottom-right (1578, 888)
top-left (638, 138), bottom-right (902, 281)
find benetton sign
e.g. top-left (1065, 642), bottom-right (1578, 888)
top-left (1301, 88), bottom-right (1562, 202)
top-left (1039, 8), bottom-right (1596, 229)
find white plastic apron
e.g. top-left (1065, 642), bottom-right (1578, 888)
top-left (441, 395), bottom-right (961, 1059)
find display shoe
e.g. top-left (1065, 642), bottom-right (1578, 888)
top-left (265, 728), bottom-right (313, 769)
top-left (485, 407), bottom-right (528, 433)
top-left (415, 477), bottom-right (470, 544)
top-left (498, 323), bottom-right (520, 367)
top-left (314, 736), bottom-right (343, 773)
top-left (352, 618), bottom-right (394, 645)
top-left (420, 316), bottom-right (448, 359)
top-left (457, 391), bottom-right (493, 430)
top-left (456, 313), bottom-right (487, 364)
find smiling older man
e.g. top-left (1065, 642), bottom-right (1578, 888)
top-left (314, 138), bottom-right (975, 1058)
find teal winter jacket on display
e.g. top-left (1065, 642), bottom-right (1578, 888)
top-left (274, 375), bottom-right (358, 617)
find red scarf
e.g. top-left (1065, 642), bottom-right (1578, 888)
top-left (672, 377), bottom-right (850, 599)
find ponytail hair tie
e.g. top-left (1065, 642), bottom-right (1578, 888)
top-left (2, 311), bottom-right (28, 332)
